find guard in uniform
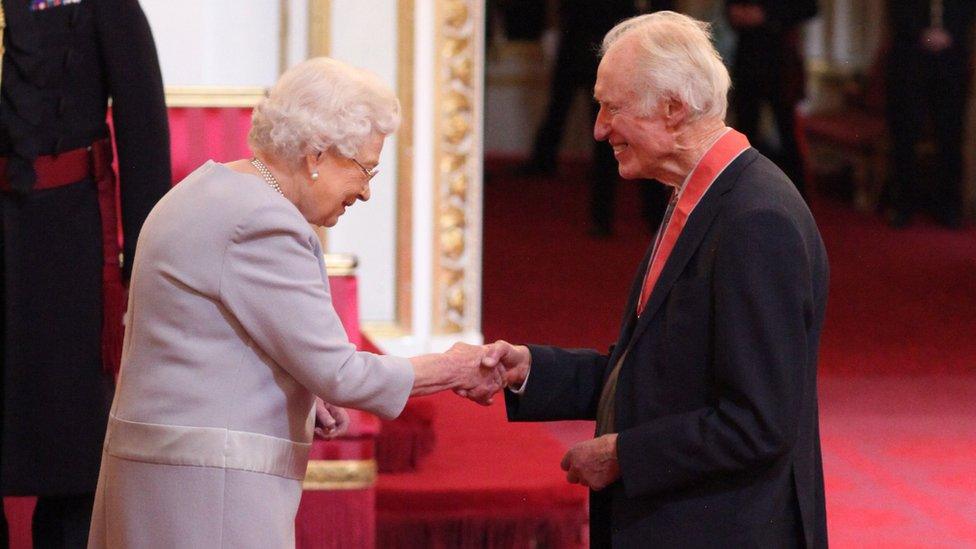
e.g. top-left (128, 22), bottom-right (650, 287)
top-left (0, 0), bottom-right (170, 545)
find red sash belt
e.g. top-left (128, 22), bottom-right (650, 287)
top-left (0, 139), bottom-right (126, 375)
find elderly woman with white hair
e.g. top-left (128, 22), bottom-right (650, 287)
top-left (87, 57), bottom-right (497, 548)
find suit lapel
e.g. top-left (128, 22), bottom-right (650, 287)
top-left (606, 241), bottom-right (655, 369)
top-left (627, 149), bottom-right (756, 346)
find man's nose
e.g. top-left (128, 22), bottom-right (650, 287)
top-left (593, 109), bottom-right (610, 141)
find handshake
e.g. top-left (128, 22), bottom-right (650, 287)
top-left (323, 341), bottom-right (621, 491)
top-left (409, 340), bottom-right (531, 406)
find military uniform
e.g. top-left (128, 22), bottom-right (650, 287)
top-left (0, 0), bottom-right (169, 545)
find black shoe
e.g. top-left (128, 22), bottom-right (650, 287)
top-left (888, 210), bottom-right (912, 229)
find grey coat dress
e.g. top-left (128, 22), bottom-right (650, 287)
top-left (88, 161), bottom-right (413, 548)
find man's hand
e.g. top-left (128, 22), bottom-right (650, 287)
top-left (560, 434), bottom-right (620, 491)
top-left (482, 340), bottom-right (531, 388)
top-left (921, 27), bottom-right (953, 52)
top-left (446, 342), bottom-right (503, 406)
top-left (455, 339), bottom-right (531, 404)
top-left (314, 399), bottom-right (350, 440)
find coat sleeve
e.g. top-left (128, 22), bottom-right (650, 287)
top-left (94, 0), bottom-right (172, 279)
top-left (217, 203), bottom-right (414, 420)
top-left (505, 344), bottom-right (610, 421)
top-left (615, 208), bottom-right (812, 498)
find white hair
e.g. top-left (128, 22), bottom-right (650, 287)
top-left (248, 57), bottom-right (401, 167)
top-left (601, 11), bottom-right (730, 121)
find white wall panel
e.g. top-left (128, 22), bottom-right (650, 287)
top-left (142, 0), bottom-right (281, 87)
top-left (325, 0), bottom-right (400, 323)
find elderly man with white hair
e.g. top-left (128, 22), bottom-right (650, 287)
top-left (471, 11), bottom-right (829, 548)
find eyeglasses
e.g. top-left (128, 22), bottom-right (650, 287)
top-left (350, 158), bottom-right (379, 182)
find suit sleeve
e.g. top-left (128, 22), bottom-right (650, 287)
top-left (94, 0), bottom-right (172, 279)
top-left (615, 208), bottom-right (811, 498)
top-left (505, 344), bottom-right (610, 421)
top-left (218, 203), bottom-right (414, 420)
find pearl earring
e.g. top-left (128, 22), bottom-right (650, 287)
top-left (311, 171), bottom-right (319, 181)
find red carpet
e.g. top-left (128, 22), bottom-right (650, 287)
top-left (480, 158), bottom-right (976, 546)
top-left (376, 393), bottom-right (587, 547)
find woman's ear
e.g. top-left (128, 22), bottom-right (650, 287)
top-left (305, 153), bottom-right (321, 184)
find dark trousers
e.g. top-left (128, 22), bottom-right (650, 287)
top-left (885, 49), bottom-right (970, 220)
top-left (529, 32), bottom-right (667, 231)
top-left (587, 102), bottom-right (669, 232)
top-left (0, 494), bottom-right (95, 548)
top-left (730, 31), bottom-right (807, 196)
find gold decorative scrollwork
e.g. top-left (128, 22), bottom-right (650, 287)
top-left (433, 0), bottom-right (481, 334)
top-left (303, 459), bottom-right (377, 491)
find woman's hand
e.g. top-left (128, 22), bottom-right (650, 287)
top-left (314, 398), bottom-right (350, 440)
top-left (408, 342), bottom-right (502, 403)
top-left (447, 342), bottom-right (504, 406)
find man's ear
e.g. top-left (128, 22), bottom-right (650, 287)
top-left (664, 97), bottom-right (688, 129)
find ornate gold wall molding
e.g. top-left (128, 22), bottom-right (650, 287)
top-left (279, 0), bottom-right (290, 74)
top-left (303, 459), bottom-right (377, 490)
top-left (164, 87), bottom-right (266, 108)
top-left (308, 0), bottom-right (331, 58)
top-left (432, 0), bottom-right (482, 334)
top-left (397, 0), bottom-right (416, 331)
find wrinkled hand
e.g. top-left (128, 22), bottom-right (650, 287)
top-left (481, 340), bottom-right (531, 388)
top-left (455, 339), bottom-right (530, 405)
top-left (561, 434), bottom-right (620, 491)
top-left (314, 399), bottom-right (350, 440)
top-left (447, 342), bottom-right (504, 406)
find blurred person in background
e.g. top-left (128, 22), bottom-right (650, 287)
top-left (726, 0), bottom-right (817, 197)
top-left (517, 0), bottom-right (674, 237)
top-left (884, 0), bottom-right (976, 229)
top-left (0, 0), bottom-right (170, 545)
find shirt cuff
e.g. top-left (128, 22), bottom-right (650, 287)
top-left (506, 366), bottom-right (531, 395)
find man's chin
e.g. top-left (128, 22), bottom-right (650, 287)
top-left (617, 165), bottom-right (641, 180)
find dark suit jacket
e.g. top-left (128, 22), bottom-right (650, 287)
top-left (506, 149), bottom-right (829, 548)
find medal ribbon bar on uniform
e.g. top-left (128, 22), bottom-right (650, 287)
top-left (31, 0), bottom-right (83, 11)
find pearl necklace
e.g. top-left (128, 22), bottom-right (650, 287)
top-left (250, 158), bottom-right (284, 196)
